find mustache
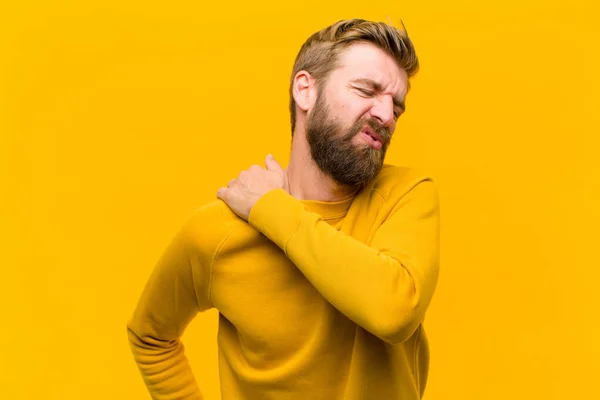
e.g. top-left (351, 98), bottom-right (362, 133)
top-left (350, 118), bottom-right (391, 144)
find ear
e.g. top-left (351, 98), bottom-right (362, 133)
top-left (292, 70), bottom-right (317, 113)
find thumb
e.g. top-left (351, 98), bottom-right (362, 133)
top-left (265, 154), bottom-right (283, 172)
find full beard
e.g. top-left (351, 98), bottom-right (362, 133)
top-left (306, 92), bottom-right (391, 190)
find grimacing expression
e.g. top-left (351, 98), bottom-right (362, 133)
top-left (306, 86), bottom-right (392, 190)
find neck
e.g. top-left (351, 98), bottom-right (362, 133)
top-left (285, 126), bottom-right (358, 202)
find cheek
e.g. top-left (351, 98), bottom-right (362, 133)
top-left (333, 97), bottom-right (366, 124)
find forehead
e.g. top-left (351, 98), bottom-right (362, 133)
top-left (333, 42), bottom-right (407, 94)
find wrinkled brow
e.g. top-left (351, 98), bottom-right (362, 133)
top-left (351, 78), bottom-right (406, 112)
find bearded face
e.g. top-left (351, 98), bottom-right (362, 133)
top-left (306, 87), bottom-right (391, 190)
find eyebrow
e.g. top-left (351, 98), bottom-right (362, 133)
top-left (351, 78), bottom-right (406, 112)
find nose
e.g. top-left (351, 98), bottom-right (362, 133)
top-left (370, 96), bottom-right (395, 128)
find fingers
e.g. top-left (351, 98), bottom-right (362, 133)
top-left (216, 187), bottom-right (227, 200)
top-left (265, 153), bottom-right (283, 171)
top-left (228, 179), bottom-right (236, 188)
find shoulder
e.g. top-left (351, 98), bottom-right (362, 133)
top-left (178, 199), bottom-right (246, 258)
top-left (367, 164), bottom-right (438, 202)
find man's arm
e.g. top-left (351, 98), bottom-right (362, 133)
top-left (247, 177), bottom-right (440, 345)
top-left (127, 210), bottom-right (215, 399)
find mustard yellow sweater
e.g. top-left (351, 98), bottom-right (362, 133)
top-left (127, 164), bottom-right (440, 399)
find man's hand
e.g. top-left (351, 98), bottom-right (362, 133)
top-left (217, 154), bottom-right (289, 221)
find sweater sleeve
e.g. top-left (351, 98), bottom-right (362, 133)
top-left (247, 178), bottom-right (440, 345)
top-left (127, 210), bottom-right (215, 399)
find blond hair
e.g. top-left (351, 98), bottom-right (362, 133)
top-left (289, 18), bottom-right (419, 133)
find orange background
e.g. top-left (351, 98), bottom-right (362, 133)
top-left (1, 1), bottom-right (598, 399)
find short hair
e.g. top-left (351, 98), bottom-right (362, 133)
top-left (289, 18), bottom-right (419, 133)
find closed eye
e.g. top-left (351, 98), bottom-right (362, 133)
top-left (356, 88), bottom-right (374, 97)
top-left (354, 84), bottom-right (404, 119)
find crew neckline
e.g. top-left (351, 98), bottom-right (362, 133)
top-left (299, 195), bottom-right (355, 220)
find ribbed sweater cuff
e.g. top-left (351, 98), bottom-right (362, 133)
top-left (248, 189), bottom-right (304, 252)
